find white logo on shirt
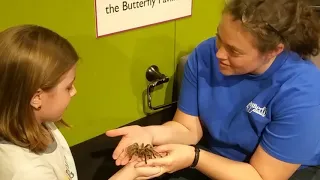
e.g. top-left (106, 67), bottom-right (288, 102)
top-left (64, 156), bottom-right (74, 179)
top-left (246, 101), bottom-right (267, 117)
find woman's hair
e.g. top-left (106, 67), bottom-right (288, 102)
top-left (223, 0), bottom-right (320, 59)
top-left (0, 25), bottom-right (78, 153)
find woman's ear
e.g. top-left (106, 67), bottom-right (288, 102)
top-left (30, 89), bottom-right (43, 110)
top-left (267, 43), bottom-right (285, 60)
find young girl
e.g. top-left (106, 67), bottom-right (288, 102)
top-left (0, 25), bottom-right (161, 180)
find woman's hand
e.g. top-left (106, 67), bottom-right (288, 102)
top-left (106, 125), bottom-right (153, 166)
top-left (135, 144), bottom-right (195, 175)
top-left (109, 161), bottom-right (162, 180)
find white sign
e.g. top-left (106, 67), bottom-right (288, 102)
top-left (95, 0), bottom-right (193, 37)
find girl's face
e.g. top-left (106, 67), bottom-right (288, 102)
top-left (31, 64), bottom-right (77, 123)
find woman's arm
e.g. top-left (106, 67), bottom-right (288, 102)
top-left (106, 52), bottom-right (202, 149)
top-left (138, 99), bottom-right (320, 179)
top-left (135, 144), bottom-right (300, 180)
top-left (144, 109), bottom-right (203, 145)
top-left (195, 145), bottom-right (300, 180)
top-left (145, 47), bottom-right (203, 146)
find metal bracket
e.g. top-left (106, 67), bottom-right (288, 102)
top-left (145, 65), bottom-right (177, 110)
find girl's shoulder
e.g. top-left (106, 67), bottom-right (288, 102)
top-left (0, 123), bottom-right (63, 173)
top-left (0, 139), bottom-right (50, 178)
top-left (0, 138), bottom-right (42, 161)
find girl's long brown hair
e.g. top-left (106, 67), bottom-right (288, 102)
top-left (0, 25), bottom-right (78, 153)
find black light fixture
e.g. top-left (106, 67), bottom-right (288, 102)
top-left (309, 0), bottom-right (320, 13)
top-left (145, 65), bottom-right (177, 111)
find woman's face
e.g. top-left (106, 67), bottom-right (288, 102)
top-left (216, 13), bottom-right (280, 76)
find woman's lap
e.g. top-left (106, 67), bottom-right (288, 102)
top-left (153, 166), bottom-right (320, 180)
top-left (289, 166), bottom-right (320, 180)
top-left (154, 168), bottom-right (210, 180)
top-left (152, 140), bottom-right (320, 180)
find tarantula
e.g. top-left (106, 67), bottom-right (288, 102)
top-left (126, 143), bottom-right (162, 164)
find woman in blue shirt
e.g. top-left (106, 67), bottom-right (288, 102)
top-left (107, 0), bottom-right (320, 179)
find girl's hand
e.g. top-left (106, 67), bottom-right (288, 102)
top-left (135, 144), bottom-right (195, 176)
top-left (133, 162), bottom-right (163, 179)
top-left (109, 161), bottom-right (162, 180)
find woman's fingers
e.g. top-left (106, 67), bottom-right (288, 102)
top-left (154, 144), bottom-right (172, 153)
top-left (119, 154), bottom-right (130, 166)
top-left (106, 127), bottom-right (127, 159)
top-left (128, 155), bottom-right (140, 163)
top-left (114, 139), bottom-right (130, 165)
top-left (116, 148), bottom-right (130, 166)
top-left (135, 157), bottom-right (171, 167)
top-left (106, 126), bottom-right (128, 137)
